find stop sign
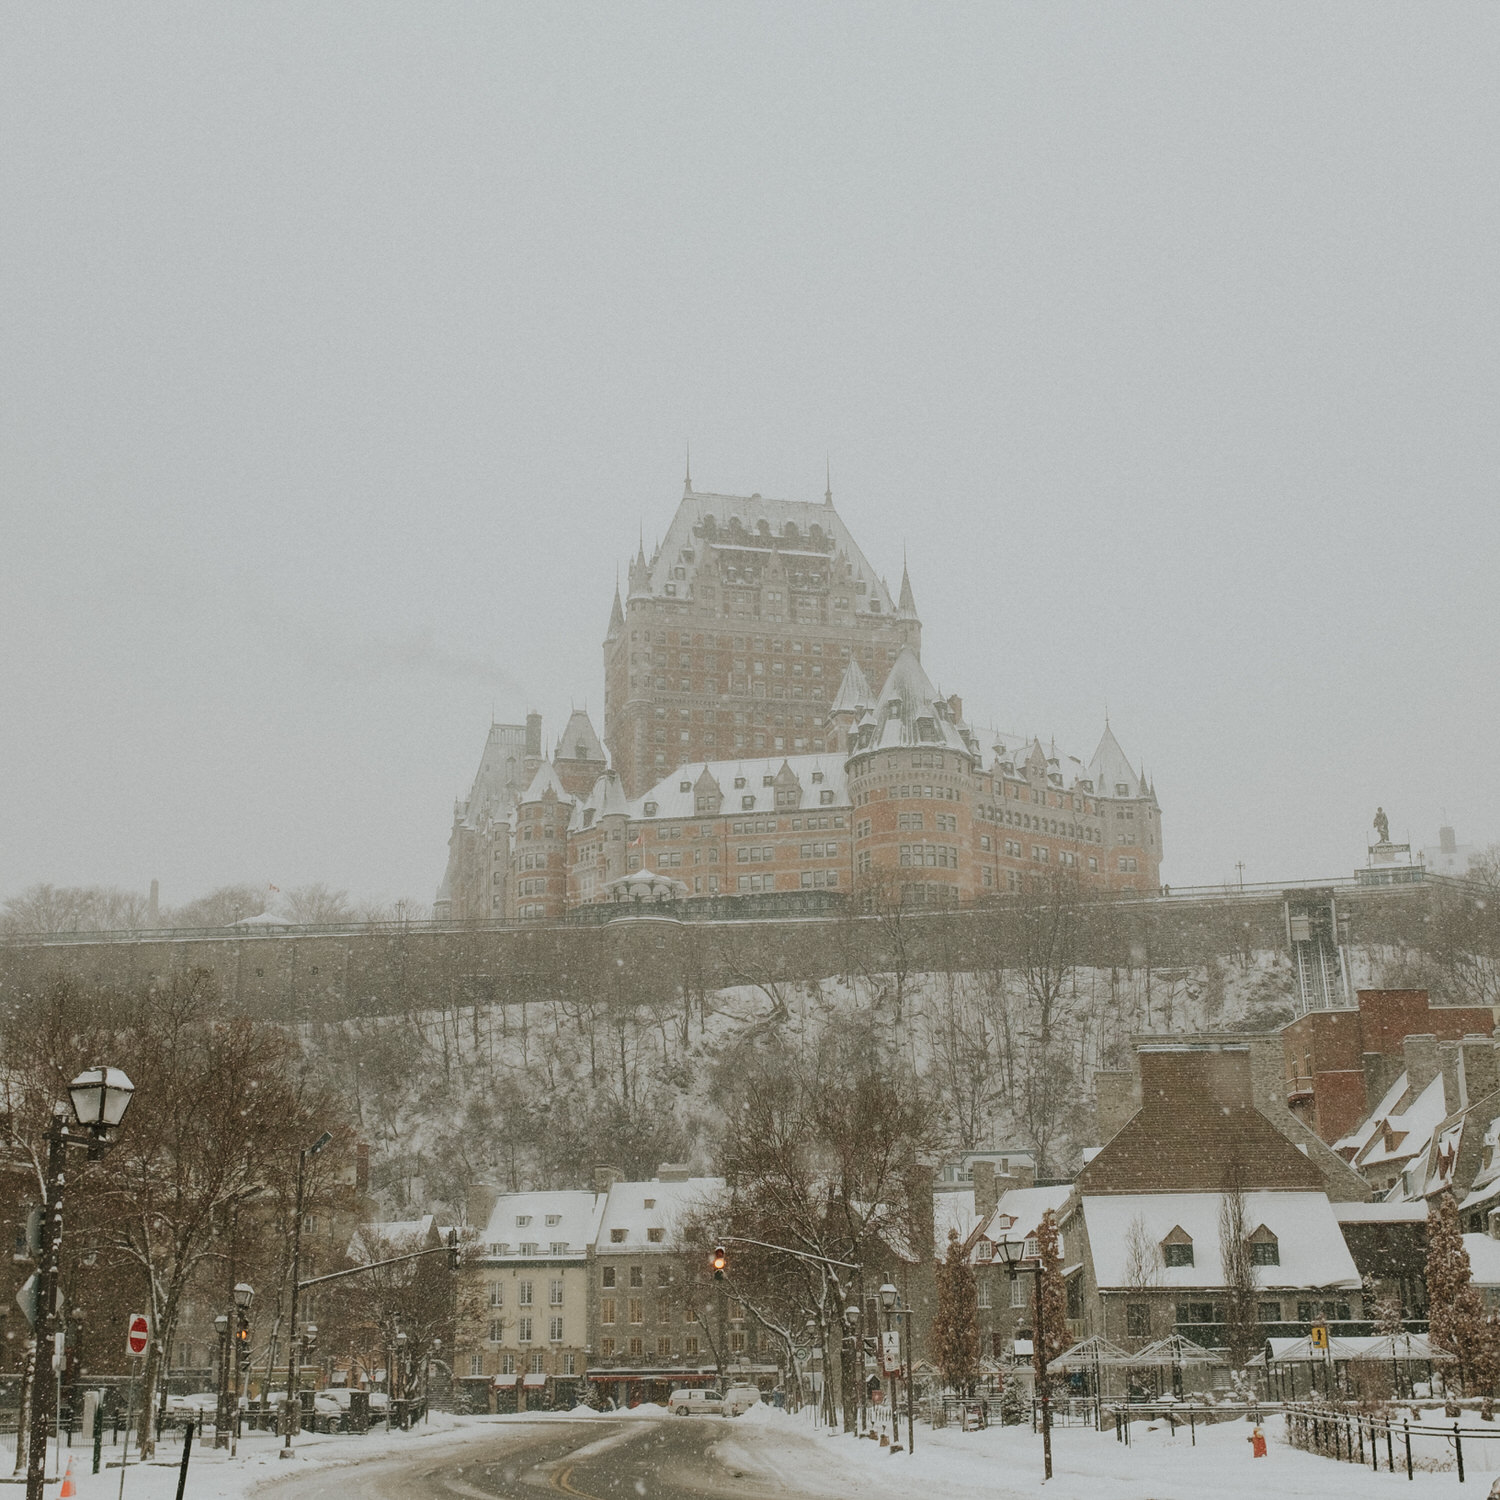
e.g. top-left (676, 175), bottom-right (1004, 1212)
top-left (125, 1313), bottom-right (150, 1358)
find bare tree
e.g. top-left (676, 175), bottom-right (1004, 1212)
top-left (1219, 1161), bottom-right (1258, 1370)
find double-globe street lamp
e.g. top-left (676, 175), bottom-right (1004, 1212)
top-left (26, 1067), bottom-right (135, 1500)
top-left (993, 1214), bottom-right (1053, 1482)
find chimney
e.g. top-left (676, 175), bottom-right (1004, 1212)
top-left (1440, 1041), bottom-right (1463, 1118)
top-left (946, 693), bottom-right (963, 722)
top-left (1362, 1051), bottom-right (1398, 1112)
top-left (1460, 1036), bottom-right (1499, 1110)
top-left (525, 711), bottom-right (543, 759)
top-left (657, 1162), bottom-right (690, 1183)
top-left (1095, 1070), bottom-right (1140, 1143)
top-left (972, 1160), bottom-right (999, 1221)
top-left (593, 1164), bottom-right (619, 1193)
top-left (1402, 1035), bottom-right (1440, 1099)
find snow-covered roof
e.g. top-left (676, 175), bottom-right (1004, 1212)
top-left (982, 1184), bottom-right (1074, 1246)
top-left (1463, 1232), bottom-right (1500, 1287)
top-left (569, 768), bottom-right (631, 831)
top-left (348, 1216), bottom-right (437, 1261)
top-left (1352, 1074), bottom-right (1448, 1177)
top-left (595, 1176), bottom-right (724, 1252)
top-left (479, 1191), bottom-right (604, 1261)
top-left (1331, 1201), bottom-right (1427, 1224)
top-left (1088, 724), bottom-right (1146, 800)
top-left (1334, 1070), bottom-right (1412, 1156)
top-left (848, 648), bottom-right (980, 761)
top-left (555, 710), bottom-right (605, 765)
top-left (1081, 1192), bottom-right (1361, 1292)
top-left (642, 488), bottom-right (897, 617)
top-left (520, 760), bottom-right (573, 806)
top-left (628, 754), bottom-right (849, 820)
top-left (934, 1190), bottom-right (981, 1253)
top-left (828, 659), bottom-right (872, 717)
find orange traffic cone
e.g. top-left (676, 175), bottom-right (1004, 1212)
top-left (59, 1459), bottom-right (75, 1498)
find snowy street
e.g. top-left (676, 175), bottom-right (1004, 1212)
top-left (34, 1405), bottom-right (1500, 1500)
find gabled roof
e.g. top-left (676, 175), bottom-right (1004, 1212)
top-left (555, 709), bottom-right (605, 765)
top-left (1082, 1191), bottom-right (1360, 1291)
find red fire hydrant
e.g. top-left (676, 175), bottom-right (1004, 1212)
top-left (1248, 1425), bottom-right (1267, 1458)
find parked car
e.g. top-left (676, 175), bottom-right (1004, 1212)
top-left (668, 1388), bottom-right (724, 1416)
top-left (723, 1385), bottom-right (762, 1416)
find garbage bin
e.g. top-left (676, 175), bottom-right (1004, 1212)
top-left (347, 1390), bottom-right (370, 1435)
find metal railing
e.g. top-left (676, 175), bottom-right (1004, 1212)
top-left (1283, 1401), bottom-right (1500, 1482)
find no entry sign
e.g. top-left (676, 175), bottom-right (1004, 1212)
top-left (125, 1313), bottom-right (150, 1358)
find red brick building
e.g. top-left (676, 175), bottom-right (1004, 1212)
top-left (1281, 988), bottom-right (1495, 1145)
top-left (438, 474), bottom-right (1165, 919)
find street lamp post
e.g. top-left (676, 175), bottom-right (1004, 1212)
top-left (843, 1304), bottom-right (862, 1435)
top-left (231, 1283), bottom-right (253, 1457)
top-left (282, 1131), bottom-right (331, 1455)
top-left (25, 1067), bottom-right (135, 1500)
top-left (878, 1283), bottom-right (915, 1456)
top-left (995, 1217), bottom-right (1051, 1482)
top-left (214, 1314), bottom-right (230, 1448)
top-left (395, 1331), bottom-right (408, 1427)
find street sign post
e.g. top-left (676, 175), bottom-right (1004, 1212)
top-left (126, 1314), bottom-right (150, 1359)
top-left (1309, 1324), bottom-right (1329, 1352)
top-left (880, 1331), bottom-right (901, 1374)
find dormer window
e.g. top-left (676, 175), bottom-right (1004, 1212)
top-left (1248, 1225), bottom-right (1280, 1266)
top-left (516, 1216), bottom-right (532, 1228)
top-left (643, 1198), bottom-right (655, 1209)
top-left (546, 1214), bottom-right (561, 1227)
top-left (733, 776), bottom-right (746, 789)
top-left (812, 771), bottom-right (824, 783)
top-left (742, 796), bottom-right (755, 809)
top-left (1162, 1226), bottom-right (1194, 1267)
top-left (762, 775), bottom-right (774, 787)
top-left (680, 781), bottom-right (691, 792)
top-left (820, 790), bottom-right (834, 805)
top-left (644, 801), bottom-right (658, 816)
top-left (1115, 783), bottom-right (1129, 796)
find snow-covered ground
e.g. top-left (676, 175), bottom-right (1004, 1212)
top-left (717, 1405), bottom-right (1495, 1498)
top-left (43, 1403), bottom-right (1500, 1499)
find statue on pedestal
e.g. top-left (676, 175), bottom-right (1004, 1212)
top-left (1373, 806), bottom-right (1390, 845)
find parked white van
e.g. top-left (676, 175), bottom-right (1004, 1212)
top-left (723, 1384), bottom-right (762, 1416)
top-left (668, 1388), bottom-right (725, 1416)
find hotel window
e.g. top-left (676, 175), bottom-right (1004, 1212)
top-left (562, 1353), bottom-right (577, 1375)
top-left (550, 1317), bottom-right (564, 1342)
top-left (550, 1279), bottom-right (565, 1305)
top-left (518, 1317), bottom-right (533, 1343)
top-left (469, 1354), bottom-right (485, 1377)
top-left (488, 1320), bottom-right (503, 1343)
top-left (629, 1337), bottom-right (644, 1357)
top-left (629, 1299), bottom-right (644, 1324)
top-left (501, 1354), bottom-right (516, 1374)
top-left (601, 1266), bottom-right (616, 1289)
top-left (601, 1299), bottom-right (616, 1324)
top-left (518, 1280), bottom-right (533, 1305)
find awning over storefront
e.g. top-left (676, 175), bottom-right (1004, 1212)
top-left (523, 1374), bottom-right (548, 1387)
top-left (492, 1374), bottom-right (518, 1387)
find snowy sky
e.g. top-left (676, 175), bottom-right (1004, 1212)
top-left (4, 4), bottom-right (1498, 906)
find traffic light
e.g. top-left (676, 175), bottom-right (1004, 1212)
top-left (447, 1227), bottom-right (460, 1271)
top-left (712, 1244), bottom-right (727, 1281)
top-left (235, 1313), bottom-right (251, 1370)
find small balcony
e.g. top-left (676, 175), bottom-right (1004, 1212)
top-left (1286, 1075), bottom-right (1315, 1105)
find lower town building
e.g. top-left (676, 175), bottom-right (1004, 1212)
top-left (457, 1190), bottom-right (602, 1412)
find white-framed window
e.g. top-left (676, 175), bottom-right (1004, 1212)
top-left (550, 1279), bottom-right (565, 1305)
top-left (468, 1353), bottom-right (484, 1377)
top-left (550, 1316), bottom-right (565, 1342)
top-left (519, 1280), bottom-right (533, 1305)
top-left (562, 1353), bottom-right (576, 1375)
top-left (488, 1319), bottom-right (503, 1343)
top-left (518, 1317), bottom-right (533, 1343)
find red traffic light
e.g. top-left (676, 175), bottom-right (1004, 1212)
top-left (712, 1244), bottom-right (727, 1279)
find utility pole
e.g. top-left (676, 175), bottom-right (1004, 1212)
top-left (283, 1131), bottom-right (331, 1455)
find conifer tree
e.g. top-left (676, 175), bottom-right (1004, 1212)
top-left (1033, 1209), bottom-right (1069, 1392)
top-left (932, 1227), bottom-right (981, 1395)
top-left (1427, 1190), bottom-right (1488, 1394)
